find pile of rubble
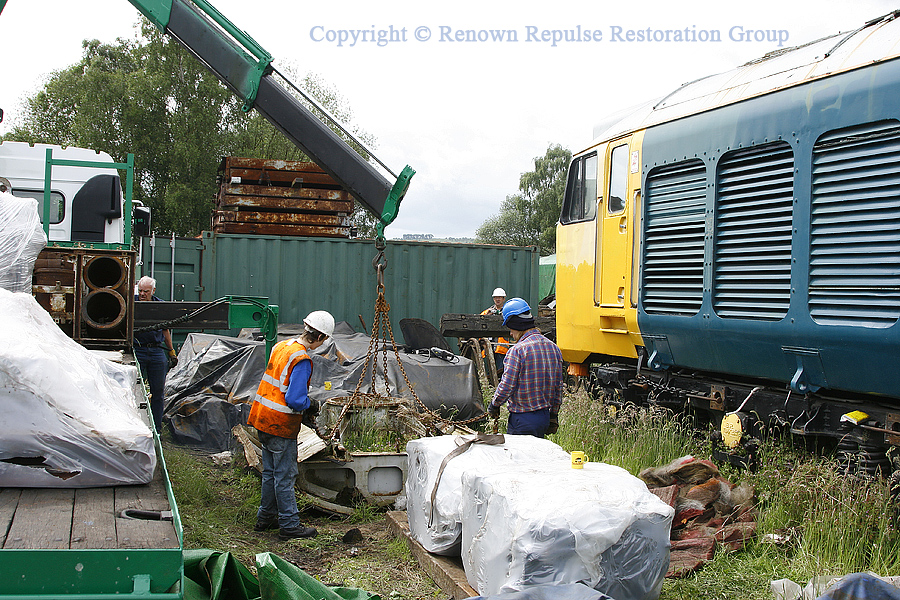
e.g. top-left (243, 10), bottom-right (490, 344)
top-left (639, 455), bottom-right (757, 578)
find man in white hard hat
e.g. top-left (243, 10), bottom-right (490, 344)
top-left (248, 310), bottom-right (335, 540)
top-left (480, 287), bottom-right (510, 375)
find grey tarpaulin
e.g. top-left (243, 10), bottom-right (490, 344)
top-left (165, 324), bottom-right (484, 451)
top-left (815, 573), bottom-right (900, 600)
top-left (772, 573), bottom-right (900, 600)
top-left (163, 334), bottom-right (265, 449)
top-left (466, 583), bottom-right (614, 600)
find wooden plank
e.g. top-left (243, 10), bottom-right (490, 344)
top-left (233, 424), bottom-right (262, 472)
top-left (297, 425), bottom-right (328, 463)
top-left (0, 489), bottom-right (21, 547)
top-left (114, 471), bottom-right (179, 549)
top-left (385, 511), bottom-right (478, 600)
top-left (5, 488), bottom-right (74, 549)
top-left (71, 487), bottom-right (117, 549)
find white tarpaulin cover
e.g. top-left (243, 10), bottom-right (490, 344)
top-left (405, 434), bottom-right (571, 556)
top-left (0, 288), bottom-right (156, 486)
top-left (461, 460), bottom-right (675, 600)
top-left (0, 190), bottom-right (46, 293)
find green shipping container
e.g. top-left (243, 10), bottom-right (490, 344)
top-left (140, 233), bottom-right (540, 345)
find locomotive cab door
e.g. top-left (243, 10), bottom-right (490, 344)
top-left (595, 136), bottom-right (640, 309)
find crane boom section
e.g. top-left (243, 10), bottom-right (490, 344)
top-left (120, 0), bottom-right (413, 225)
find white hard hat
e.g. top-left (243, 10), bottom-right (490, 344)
top-left (303, 310), bottom-right (335, 337)
top-left (492, 288), bottom-right (506, 297)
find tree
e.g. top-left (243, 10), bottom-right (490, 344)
top-left (2, 22), bottom-right (380, 237)
top-left (476, 144), bottom-right (571, 255)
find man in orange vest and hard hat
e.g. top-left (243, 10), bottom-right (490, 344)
top-left (480, 287), bottom-right (511, 375)
top-left (248, 310), bottom-right (335, 540)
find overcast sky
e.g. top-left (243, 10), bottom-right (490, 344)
top-left (1, 0), bottom-right (895, 238)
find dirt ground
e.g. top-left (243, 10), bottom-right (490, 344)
top-left (252, 513), bottom-right (443, 598)
top-left (168, 444), bottom-right (445, 599)
top-left (265, 518), bottom-right (393, 579)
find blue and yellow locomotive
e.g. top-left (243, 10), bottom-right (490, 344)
top-left (556, 11), bottom-right (900, 472)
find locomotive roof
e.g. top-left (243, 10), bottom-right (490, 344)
top-left (591, 10), bottom-right (900, 146)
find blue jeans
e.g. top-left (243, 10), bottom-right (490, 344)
top-left (134, 346), bottom-right (167, 431)
top-left (507, 408), bottom-right (551, 438)
top-left (257, 431), bottom-right (301, 530)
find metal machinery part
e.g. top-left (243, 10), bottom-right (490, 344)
top-left (32, 247), bottom-right (135, 348)
top-left (297, 453), bottom-right (408, 514)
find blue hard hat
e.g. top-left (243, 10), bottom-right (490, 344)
top-left (502, 297), bottom-right (532, 326)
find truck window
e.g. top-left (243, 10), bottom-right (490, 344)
top-left (11, 189), bottom-right (65, 224)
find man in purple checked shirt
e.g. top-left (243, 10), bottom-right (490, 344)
top-left (487, 298), bottom-right (564, 438)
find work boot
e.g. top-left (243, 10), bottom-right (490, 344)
top-left (278, 525), bottom-right (318, 540)
top-left (253, 517), bottom-right (278, 532)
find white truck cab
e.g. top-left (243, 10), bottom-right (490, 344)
top-left (0, 141), bottom-right (139, 244)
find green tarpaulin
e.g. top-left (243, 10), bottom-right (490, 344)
top-left (183, 549), bottom-right (380, 600)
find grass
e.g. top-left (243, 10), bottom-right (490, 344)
top-left (552, 391), bottom-right (702, 473)
top-left (163, 441), bottom-right (441, 599)
top-left (545, 388), bottom-right (900, 600)
top-left (162, 384), bottom-right (899, 600)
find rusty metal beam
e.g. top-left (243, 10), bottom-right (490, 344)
top-left (211, 222), bottom-right (350, 237)
top-left (215, 210), bottom-right (348, 225)
top-left (219, 184), bottom-right (350, 203)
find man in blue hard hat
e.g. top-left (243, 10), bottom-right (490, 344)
top-left (487, 298), bottom-right (564, 437)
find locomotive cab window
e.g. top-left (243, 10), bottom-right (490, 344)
top-left (608, 144), bottom-right (628, 214)
top-left (561, 153), bottom-right (597, 224)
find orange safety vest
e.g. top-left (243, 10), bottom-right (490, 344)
top-left (248, 339), bottom-right (312, 438)
top-left (480, 307), bottom-right (510, 355)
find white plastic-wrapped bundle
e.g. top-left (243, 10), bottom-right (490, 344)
top-left (0, 190), bottom-right (46, 293)
top-left (405, 434), bottom-right (571, 555)
top-left (461, 461), bottom-right (674, 600)
top-left (0, 288), bottom-right (156, 486)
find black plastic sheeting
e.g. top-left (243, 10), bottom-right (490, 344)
top-left (164, 323), bottom-right (484, 451)
top-left (814, 573), bottom-right (900, 600)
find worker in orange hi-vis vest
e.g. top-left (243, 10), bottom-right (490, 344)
top-left (480, 287), bottom-right (511, 375)
top-left (248, 310), bottom-right (334, 541)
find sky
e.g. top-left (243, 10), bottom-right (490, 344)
top-left (0, 0), bottom-right (896, 239)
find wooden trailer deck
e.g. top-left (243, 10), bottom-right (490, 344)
top-left (0, 464), bottom-right (178, 551)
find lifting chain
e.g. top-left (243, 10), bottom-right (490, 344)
top-left (326, 239), bottom-right (486, 443)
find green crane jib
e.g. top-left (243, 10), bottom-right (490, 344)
top-left (0, 0), bottom-right (414, 238)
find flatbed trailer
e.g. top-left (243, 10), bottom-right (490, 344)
top-left (0, 370), bottom-right (184, 599)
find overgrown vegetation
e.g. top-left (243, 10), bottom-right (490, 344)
top-left (547, 388), bottom-right (900, 600)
